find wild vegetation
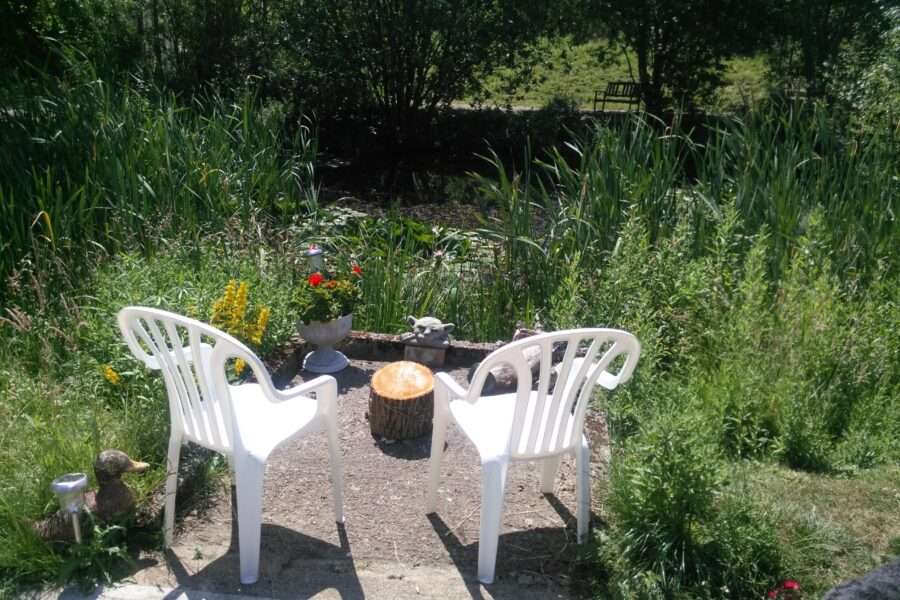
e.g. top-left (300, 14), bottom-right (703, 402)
top-left (1, 1), bottom-right (899, 598)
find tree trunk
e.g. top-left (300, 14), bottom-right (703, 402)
top-left (368, 361), bottom-right (434, 440)
top-left (150, 0), bottom-right (163, 79)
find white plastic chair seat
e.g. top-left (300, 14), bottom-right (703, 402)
top-left (451, 391), bottom-right (581, 462)
top-left (449, 393), bottom-right (519, 461)
top-left (228, 383), bottom-right (319, 461)
top-left (566, 357), bottom-right (619, 391)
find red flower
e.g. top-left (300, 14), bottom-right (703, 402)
top-left (768, 591), bottom-right (778, 599)
top-left (782, 580), bottom-right (800, 591)
top-left (352, 264), bottom-right (362, 276)
top-left (308, 272), bottom-right (323, 287)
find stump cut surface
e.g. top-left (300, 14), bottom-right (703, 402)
top-left (369, 361), bottom-right (434, 439)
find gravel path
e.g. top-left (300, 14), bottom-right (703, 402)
top-left (128, 358), bottom-right (611, 599)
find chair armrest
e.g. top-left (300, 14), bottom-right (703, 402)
top-left (596, 370), bottom-right (618, 390)
top-left (271, 375), bottom-right (337, 403)
top-left (435, 371), bottom-right (467, 400)
top-left (555, 358), bottom-right (620, 391)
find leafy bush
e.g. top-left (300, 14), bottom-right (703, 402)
top-left (610, 414), bottom-right (722, 587)
top-left (609, 414), bottom-right (783, 596)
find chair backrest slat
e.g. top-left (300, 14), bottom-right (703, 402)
top-left (118, 306), bottom-right (253, 453)
top-left (525, 337), bottom-right (555, 454)
top-left (131, 316), bottom-right (198, 440)
top-left (467, 328), bottom-right (640, 460)
top-left (541, 338), bottom-right (596, 454)
top-left (162, 319), bottom-right (210, 442)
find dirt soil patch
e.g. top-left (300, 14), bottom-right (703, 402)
top-left (129, 358), bottom-right (611, 599)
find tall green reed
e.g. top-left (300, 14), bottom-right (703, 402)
top-left (696, 105), bottom-right (899, 279)
top-left (475, 107), bottom-right (898, 333)
top-left (0, 63), bottom-right (316, 295)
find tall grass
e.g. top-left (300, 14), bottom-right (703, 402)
top-left (697, 107), bottom-right (899, 279)
top-left (459, 109), bottom-right (896, 595)
top-left (0, 62), bottom-right (315, 294)
top-left (471, 109), bottom-right (898, 332)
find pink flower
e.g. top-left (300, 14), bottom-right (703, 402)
top-left (768, 591), bottom-right (778, 599)
top-left (308, 272), bottom-right (323, 287)
top-left (782, 580), bottom-right (800, 591)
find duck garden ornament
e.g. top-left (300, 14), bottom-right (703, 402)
top-left (35, 450), bottom-right (148, 543)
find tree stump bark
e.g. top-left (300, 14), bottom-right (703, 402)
top-left (369, 361), bottom-right (434, 440)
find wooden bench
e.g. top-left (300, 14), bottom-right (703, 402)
top-left (593, 81), bottom-right (642, 112)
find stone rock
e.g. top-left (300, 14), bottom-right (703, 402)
top-left (403, 344), bottom-right (447, 368)
top-left (823, 557), bottom-right (900, 599)
top-left (470, 327), bottom-right (544, 395)
top-left (516, 574), bottom-right (535, 585)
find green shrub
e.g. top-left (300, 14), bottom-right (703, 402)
top-left (609, 414), bottom-right (722, 587)
top-left (609, 415), bottom-right (784, 596)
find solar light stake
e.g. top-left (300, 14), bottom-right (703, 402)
top-left (50, 473), bottom-right (88, 543)
top-left (306, 244), bottom-right (324, 273)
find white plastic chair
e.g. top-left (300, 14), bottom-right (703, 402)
top-left (117, 306), bottom-right (344, 585)
top-left (426, 328), bottom-right (640, 584)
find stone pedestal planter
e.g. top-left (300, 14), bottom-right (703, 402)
top-left (297, 314), bottom-right (353, 373)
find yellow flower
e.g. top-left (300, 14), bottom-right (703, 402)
top-left (222, 279), bottom-right (237, 307)
top-left (102, 365), bottom-right (121, 385)
top-left (211, 279), bottom-right (238, 328)
top-left (230, 281), bottom-right (249, 331)
top-left (233, 358), bottom-right (246, 376)
top-left (250, 307), bottom-right (270, 345)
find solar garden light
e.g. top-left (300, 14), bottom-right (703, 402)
top-left (306, 244), bottom-right (324, 273)
top-left (50, 472), bottom-right (89, 543)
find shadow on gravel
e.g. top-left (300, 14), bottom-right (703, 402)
top-left (426, 497), bottom-right (586, 600)
top-left (373, 434), bottom-right (433, 461)
top-left (301, 363), bottom-right (376, 396)
top-left (161, 520), bottom-right (364, 599)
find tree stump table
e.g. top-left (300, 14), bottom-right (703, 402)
top-left (368, 361), bottom-right (434, 440)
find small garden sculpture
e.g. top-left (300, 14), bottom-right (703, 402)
top-left (400, 315), bottom-right (454, 367)
top-left (33, 450), bottom-right (149, 543)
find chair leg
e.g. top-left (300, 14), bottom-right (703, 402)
top-left (234, 453), bottom-right (266, 585)
top-left (325, 413), bottom-right (344, 523)
top-left (540, 455), bottom-right (562, 494)
top-left (477, 458), bottom-right (509, 585)
top-left (425, 402), bottom-right (449, 513)
top-left (226, 453), bottom-right (235, 481)
top-left (576, 435), bottom-right (591, 544)
top-left (163, 435), bottom-right (181, 548)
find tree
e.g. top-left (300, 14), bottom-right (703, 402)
top-left (590, 0), bottom-right (761, 114)
top-left (0, 0), bottom-right (141, 77)
top-left (831, 4), bottom-right (900, 132)
top-left (284, 0), bottom-right (554, 147)
top-left (765, 0), bottom-right (885, 99)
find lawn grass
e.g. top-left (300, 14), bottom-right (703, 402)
top-left (739, 463), bottom-right (900, 595)
top-left (477, 36), bottom-right (769, 111)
